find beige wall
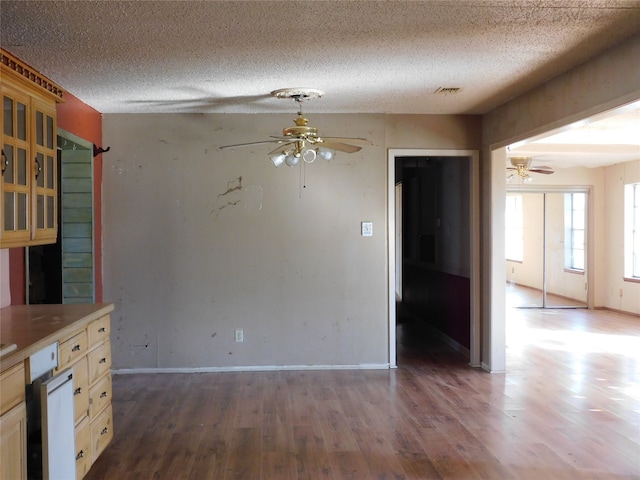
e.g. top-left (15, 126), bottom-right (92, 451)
top-left (102, 113), bottom-right (480, 370)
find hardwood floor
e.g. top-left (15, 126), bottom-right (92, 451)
top-left (85, 299), bottom-right (640, 479)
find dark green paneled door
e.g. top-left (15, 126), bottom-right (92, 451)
top-left (59, 131), bottom-right (94, 303)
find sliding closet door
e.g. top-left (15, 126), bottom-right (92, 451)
top-left (506, 189), bottom-right (588, 309)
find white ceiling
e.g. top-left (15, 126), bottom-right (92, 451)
top-left (1, 0), bottom-right (639, 167)
top-left (507, 99), bottom-right (640, 168)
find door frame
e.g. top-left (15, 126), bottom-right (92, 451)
top-left (387, 149), bottom-right (481, 368)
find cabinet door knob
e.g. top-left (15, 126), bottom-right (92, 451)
top-left (74, 387), bottom-right (82, 395)
top-left (98, 327), bottom-right (106, 333)
top-left (100, 391), bottom-right (108, 398)
top-left (101, 427), bottom-right (109, 435)
top-left (76, 450), bottom-right (84, 460)
top-left (1, 150), bottom-right (7, 174)
top-left (34, 157), bottom-right (42, 179)
top-left (72, 344), bottom-right (81, 352)
top-left (99, 357), bottom-right (107, 364)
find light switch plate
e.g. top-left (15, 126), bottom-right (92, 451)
top-left (361, 221), bottom-right (373, 236)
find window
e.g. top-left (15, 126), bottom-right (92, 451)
top-left (564, 192), bottom-right (586, 271)
top-left (505, 194), bottom-right (523, 262)
top-left (624, 183), bottom-right (640, 279)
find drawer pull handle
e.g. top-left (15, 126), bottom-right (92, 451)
top-left (72, 345), bottom-right (81, 352)
top-left (101, 427), bottom-right (109, 435)
top-left (99, 358), bottom-right (107, 364)
top-left (100, 391), bottom-right (108, 398)
top-left (74, 387), bottom-right (82, 395)
top-left (76, 450), bottom-right (84, 460)
top-left (98, 327), bottom-right (106, 333)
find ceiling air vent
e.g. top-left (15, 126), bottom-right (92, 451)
top-left (434, 87), bottom-right (462, 94)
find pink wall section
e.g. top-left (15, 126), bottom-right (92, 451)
top-left (9, 91), bottom-right (104, 304)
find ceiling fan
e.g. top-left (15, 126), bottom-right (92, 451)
top-left (219, 88), bottom-right (372, 167)
top-left (507, 156), bottom-right (554, 183)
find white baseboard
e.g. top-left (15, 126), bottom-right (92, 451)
top-left (112, 363), bottom-right (391, 375)
top-left (481, 361), bottom-right (505, 373)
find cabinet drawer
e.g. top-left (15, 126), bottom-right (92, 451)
top-left (57, 330), bottom-right (88, 370)
top-left (0, 363), bottom-right (25, 415)
top-left (75, 416), bottom-right (91, 479)
top-left (72, 357), bottom-right (89, 424)
top-left (89, 374), bottom-right (112, 420)
top-left (88, 341), bottom-right (111, 385)
top-left (91, 405), bottom-right (113, 461)
top-left (88, 316), bottom-right (110, 348)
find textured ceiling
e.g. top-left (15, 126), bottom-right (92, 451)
top-left (2, 0), bottom-right (640, 115)
top-left (1, 0), bottom-right (639, 167)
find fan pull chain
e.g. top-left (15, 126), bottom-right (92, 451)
top-left (299, 159), bottom-right (307, 197)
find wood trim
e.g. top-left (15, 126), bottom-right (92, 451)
top-left (1, 49), bottom-right (65, 102)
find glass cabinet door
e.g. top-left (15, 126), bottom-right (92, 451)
top-left (1, 88), bottom-right (31, 245)
top-left (31, 98), bottom-right (57, 244)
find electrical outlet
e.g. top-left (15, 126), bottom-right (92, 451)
top-left (235, 329), bottom-right (244, 342)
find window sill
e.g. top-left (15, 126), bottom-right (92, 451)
top-left (623, 276), bottom-right (640, 284)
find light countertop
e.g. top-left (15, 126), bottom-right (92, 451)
top-left (0, 303), bottom-right (114, 373)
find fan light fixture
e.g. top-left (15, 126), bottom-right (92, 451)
top-left (508, 157), bottom-right (534, 183)
top-left (268, 89), bottom-right (336, 167)
top-left (218, 88), bottom-right (371, 167)
top-left (506, 156), bottom-right (555, 183)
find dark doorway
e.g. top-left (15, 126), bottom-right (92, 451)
top-left (395, 155), bottom-right (473, 360)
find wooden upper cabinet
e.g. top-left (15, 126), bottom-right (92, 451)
top-left (31, 98), bottom-right (58, 244)
top-left (2, 85), bottom-right (31, 246)
top-left (0, 49), bottom-right (65, 248)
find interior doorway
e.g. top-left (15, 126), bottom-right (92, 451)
top-left (506, 187), bottom-right (590, 309)
top-left (26, 129), bottom-right (95, 304)
top-left (387, 149), bottom-right (480, 368)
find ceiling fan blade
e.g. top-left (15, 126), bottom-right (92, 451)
top-left (530, 168), bottom-right (554, 174)
top-left (218, 139), bottom-right (289, 150)
top-left (268, 143), bottom-right (296, 156)
top-left (320, 141), bottom-right (362, 153)
top-left (270, 136), bottom-right (295, 141)
top-left (321, 137), bottom-right (373, 146)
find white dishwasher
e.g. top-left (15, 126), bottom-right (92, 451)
top-left (41, 369), bottom-right (76, 479)
top-left (26, 342), bottom-right (76, 480)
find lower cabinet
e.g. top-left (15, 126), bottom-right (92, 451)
top-left (0, 304), bottom-right (114, 480)
top-left (0, 402), bottom-right (27, 480)
top-left (0, 362), bottom-right (27, 480)
top-left (56, 314), bottom-right (113, 479)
